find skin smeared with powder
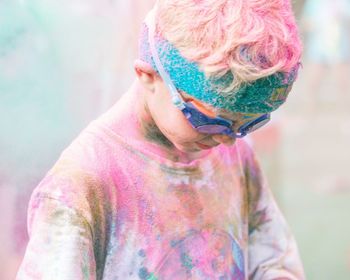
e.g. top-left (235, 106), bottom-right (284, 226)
top-left (142, 116), bottom-right (174, 149)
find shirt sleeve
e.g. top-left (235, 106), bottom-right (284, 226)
top-left (243, 145), bottom-right (305, 280)
top-left (16, 194), bottom-right (96, 280)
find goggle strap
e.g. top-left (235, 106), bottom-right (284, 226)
top-left (147, 11), bottom-right (186, 110)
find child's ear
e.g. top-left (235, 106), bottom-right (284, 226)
top-left (134, 59), bottom-right (158, 92)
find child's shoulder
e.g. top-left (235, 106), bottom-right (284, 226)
top-left (31, 155), bottom-right (104, 209)
top-left (29, 123), bottom-right (118, 218)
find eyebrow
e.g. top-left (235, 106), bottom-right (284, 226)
top-left (180, 91), bottom-right (217, 112)
top-left (180, 91), bottom-right (262, 121)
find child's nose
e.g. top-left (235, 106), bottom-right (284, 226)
top-left (212, 134), bottom-right (236, 146)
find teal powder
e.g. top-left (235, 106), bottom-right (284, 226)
top-left (181, 252), bottom-right (194, 270)
top-left (139, 24), bottom-right (300, 114)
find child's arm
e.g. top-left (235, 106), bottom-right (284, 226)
top-left (16, 192), bottom-right (97, 279)
top-left (242, 144), bottom-right (305, 280)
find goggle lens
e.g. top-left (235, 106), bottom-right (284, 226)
top-left (184, 101), bottom-right (270, 138)
top-left (195, 124), bottom-right (231, 134)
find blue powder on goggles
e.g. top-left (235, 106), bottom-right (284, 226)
top-left (139, 23), bottom-right (300, 114)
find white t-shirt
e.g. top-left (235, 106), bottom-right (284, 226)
top-left (16, 106), bottom-right (304, 280)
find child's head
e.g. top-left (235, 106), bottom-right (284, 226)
top-left (134, 0), bottom-right (302, 151)
top-left (155, 0), bottom-right (301, 87)
top-left (139, 0), bottom-right (301, 111)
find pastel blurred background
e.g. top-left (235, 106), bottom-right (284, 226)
top-left (1, 0), bottom-right (350, 279)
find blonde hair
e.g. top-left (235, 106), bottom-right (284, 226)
top-left (155, 0), bottom-right (302, 92)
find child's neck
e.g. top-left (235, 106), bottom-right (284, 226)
top-left (106, 81), bottom-right (211, 164)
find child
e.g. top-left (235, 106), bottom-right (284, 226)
top-left (17, 1), bottom-right (304, 279)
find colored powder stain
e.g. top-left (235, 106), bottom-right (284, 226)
top-left (147, 273), bottom-right (158, 280)
top-left (82, 263), bottom-right (89, 279)
top-left (173, 184), bottom-right (203, 220)
top-left (138, 267), bottom-right (148, 279)
top-left (138, 249), bottom-right (146, 258)
top-left (170, 239), bottom-right (179, 248)
top-left (181, 252), bottom-right (194, 270)
top-left (138, 267), bottom-right (154, 280)
top-left (232, 240), bottom-right (244, 272)
top-left (138, 267), bottom-right (158, 280)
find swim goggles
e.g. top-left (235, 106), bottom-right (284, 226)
top-left (148, 15), bottom-right (270, 138)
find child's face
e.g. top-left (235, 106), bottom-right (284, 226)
top-left (146, 77), bottom-right (263, 153)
